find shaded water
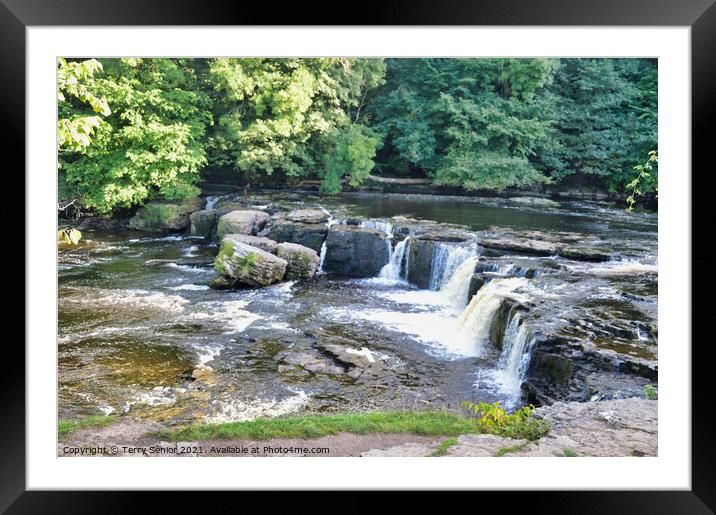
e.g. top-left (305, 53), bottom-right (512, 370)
top-left (58, 193), bottom-right (657, 424)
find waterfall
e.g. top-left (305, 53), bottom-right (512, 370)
top-left (359, 219), bottom-right (394, 236)
top-left (317, 209), bottom-right (338, 275)
top-left (378, 237), bottom-right (411, 282)
top-left (360, 220), bottom-right (398, 279)
top-left (494, 312), bottom-right (535, 399)
top-left (456, 277), bottom-right (528, 356)
top-left (429, 243), bottom-right (476, 291)
top-left (439, 254), bottom-right (479, 308)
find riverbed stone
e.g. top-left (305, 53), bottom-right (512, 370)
top-left (128, 196), bottom-right (204, 232)
top-left (322, 225), bottom-right (390, 277)
top-left (216, 210), bottom-right (270, 240)
top-left (260, 219), bottom-right (327, 253)
top-left (285, 209), bottom-right (329, 224)
top-left (529, 351), bottom-right (575, 384)
top-left (189, 209), bottom-right (219, 239)
top-left (277, 242), bottom-right (319, 280)
top-left (214, 240), bottom-right (287, 287)
top-left (222, 234), bottom-right (279, 254)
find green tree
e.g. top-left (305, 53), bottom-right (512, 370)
top-left (534, 58), bottom-right (657, 190)
top-left (368, 58), bottom-right (558, 191)
top-left (57, 58), bottom-right (111, 153)
top-left (60, 58), bottom-right (212, 214)
top-left (206, 58), bottom-right (385, 193)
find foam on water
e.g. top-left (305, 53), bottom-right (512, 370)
top-left (205, 389), bottom-right (309, 423)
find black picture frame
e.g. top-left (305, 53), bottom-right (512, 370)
top-left (2, 0), bottom-right (714, 512)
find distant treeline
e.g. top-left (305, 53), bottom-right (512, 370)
top-left (58, 58), bottom-right (657, 214)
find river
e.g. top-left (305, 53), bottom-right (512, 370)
top-left (58, 192), bottom-right (658, 426)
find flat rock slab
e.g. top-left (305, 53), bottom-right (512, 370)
top-left (222, 233), bottom-right (279, 254)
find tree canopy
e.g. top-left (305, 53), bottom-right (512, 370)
top-left (57, 57), bottom-right (657, 214)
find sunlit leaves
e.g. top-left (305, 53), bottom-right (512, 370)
top-left (57, 228), bottom-right (82, 245)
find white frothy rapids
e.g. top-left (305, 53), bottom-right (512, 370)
top-left (493, 312), bottom-right (535, 400)
top-left (455, 277), bottom-right (530, 356)
top-left (439, 254), bottom-right (479, 308)
top-left (205, 389), bottom-right (309, 423)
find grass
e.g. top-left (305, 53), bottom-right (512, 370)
top-left (563, 448), bottom-right (578, 457)
top-left (494, 442), bottom-right (528, 457)
top-left (58, 415), bottom-right (118, 439)
top-left (157, 411), bottom-right (481, 442)
top-left (428, 437), bottom-right (459, 457)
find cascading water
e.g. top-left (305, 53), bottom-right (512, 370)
top-left (317, 208), bottom-right (337, 275)
top-left (429, 244), bottom-right (476, 291)
top-left (205, 196), bottom-right (220, 210)
top-left (378, 236), bottom-right (411, 282)
top-left (493, 312), bottom-right (535, 399)
top-left (455, 277), bottom-right (528, 356)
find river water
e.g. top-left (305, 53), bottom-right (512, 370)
top-left (58, 193), bottom-right (658, 425)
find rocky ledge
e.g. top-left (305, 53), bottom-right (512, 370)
top-left (363, 398), bottom-right (657, 457)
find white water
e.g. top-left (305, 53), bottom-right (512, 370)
top-left (205, 195), bottom-right (220, 210)
top-left (439, 254), bottom-right (479, 308)
top-left (317, 208), bottom-right (338, 274)
top-left (493, 312), bottom-right (535, 399)
top-left (378, 236), bottom-right (411, 282)
top-left (429, 243), bottom-right (476, 290)
top-left (456, 277), bottom-right (529, 356)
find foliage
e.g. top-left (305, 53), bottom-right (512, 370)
top-left (206, 58), bottom-right (385, 192)
top-left (643, 384), bottom-right (658, 400)
top-left (461, 401), bottom-right (550, 441)
top-left (536, 59), bottom-right (657, 190)
top-left (626, 150), bottom-right (658, 210)
top-left (368, 58), bottom-right (557, 191)
top-left (320, 124), bottom-right (382, 193)
top-left (57, 57), bottom-right (657, 213)
top-left (157, 411), bottom-right (480, 441)
top-left (58, 415), bottom-right (117, 439)
top-left (57, 228), bottom-right (82, 245)
top-left (57, 58), bottom-right (111, 153)
top-left (60, 58), bottom-right (212, 214)
top-left (563, 448), bottom-right (578, 457)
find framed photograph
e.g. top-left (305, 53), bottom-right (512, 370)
top-left (4, 0), bottom-right (714, 511)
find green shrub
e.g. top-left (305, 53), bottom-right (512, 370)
top-left (643, 384), bottom-right (658, 400)
top-left (461, 401), bottom-right (550, 441)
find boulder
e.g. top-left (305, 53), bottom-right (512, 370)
top-left (261, 219), bottom-right (328, 253)
top-left (216, 210), bottom-right (270, 240)
top-left (284, 209), bottom-right (329, 224)
top-left (128, 196), bottom-right (204, 232)
top-left (322, 225), bottom-right (390, 277)
top-left (213, 240), bottom-right (287, 288)
top-left (276, 242), bottom-right (319, 280)
top-left (222, 234), bottom-right (279, 254)
top-left (189, 209), bottom-right (219, 239)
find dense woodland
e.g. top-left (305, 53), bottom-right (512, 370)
top-left (58, 58), bottom-right (657, 215)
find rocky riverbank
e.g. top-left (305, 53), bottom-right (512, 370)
top-left (57, 398), bottom-right (657, 457)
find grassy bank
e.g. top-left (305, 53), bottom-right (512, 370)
top-left (157, 411), bottom-right (481, 442)
top-left (58, 415), bottom-right (118, 439)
